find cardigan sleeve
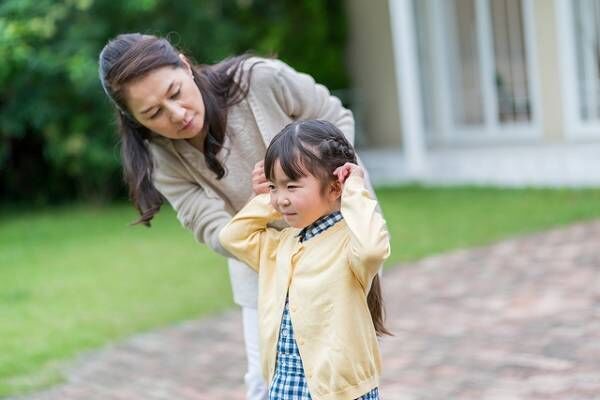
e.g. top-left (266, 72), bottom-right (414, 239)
top-left (150, 144), bottom-right (233, 258)
top-left (219, 193), bottom-right (284, 272)
top-left (341, 175), bottom-right (391, 290)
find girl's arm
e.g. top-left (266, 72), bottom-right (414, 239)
top-left (335, 164), bottom-right (391, 290)
top-left (218, 194), bottom-right (283, 272)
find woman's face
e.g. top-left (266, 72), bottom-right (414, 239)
top-left (124, 57), bottom-right (206, 141)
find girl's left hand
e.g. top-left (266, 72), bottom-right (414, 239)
top-left (333, 162), bottom-right (364, 183)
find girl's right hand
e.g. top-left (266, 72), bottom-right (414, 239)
top-left (252, 160), bottom-right (270, 195)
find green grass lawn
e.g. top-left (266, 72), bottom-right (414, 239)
top-left (1, 185), bottom-right (600, 396)
top-left (378, 185), bottom-right (600, 263)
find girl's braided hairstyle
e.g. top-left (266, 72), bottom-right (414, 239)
top-left (265, 120), bottom-right (357, 192)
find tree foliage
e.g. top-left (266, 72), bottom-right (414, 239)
top-left (0, 0), bottom-right (348, 203)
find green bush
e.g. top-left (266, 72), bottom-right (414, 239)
top-left (0, 0), bottom-right (348, 204)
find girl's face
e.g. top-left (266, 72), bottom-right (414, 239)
top-left (124, 57), bottom-right (206, 142)
top-left (268, 160), bottom-right (341, 229)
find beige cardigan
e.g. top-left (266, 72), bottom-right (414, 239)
top-left (219, 175), bottom-right (390, 400)
top-left (149, 58), bottom-right (355, 307)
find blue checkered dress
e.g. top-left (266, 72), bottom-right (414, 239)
top-left (268, 212), bottom-right (380, 400)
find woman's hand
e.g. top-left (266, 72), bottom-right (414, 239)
top-left (333, 162), bottom-right (364, 184)
top-left (252, 160), bottom-right (270, 195)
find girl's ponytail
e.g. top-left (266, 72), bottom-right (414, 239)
top-left (367, 274), bottom-right (392, 336)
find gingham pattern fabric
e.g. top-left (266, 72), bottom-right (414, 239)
top-left (297, 211), bottom-right (343, 243)
top-left (268, 298), bottom-right (380, 400)
top-left (268, 298), bottom-right (310, 399)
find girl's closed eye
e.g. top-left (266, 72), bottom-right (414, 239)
top-left (268, 183), bottom-right (277, 191)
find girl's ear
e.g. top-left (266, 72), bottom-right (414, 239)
top-left (329, 180), bottom-right (342, 200)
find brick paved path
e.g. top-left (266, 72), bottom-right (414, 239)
top-left (13, 221), bottom-right (600, 400)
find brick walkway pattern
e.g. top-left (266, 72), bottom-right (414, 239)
top-left (12, 221), bottom-right (600, 400)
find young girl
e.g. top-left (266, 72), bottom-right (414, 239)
top-left (219, 120), bottom-right (391, 400)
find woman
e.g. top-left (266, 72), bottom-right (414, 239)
top-left (98, 33), bottom-right (379, 399)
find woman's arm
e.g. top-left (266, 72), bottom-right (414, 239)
top-left (151, 145), bottom-right (233, 257)
top-left (219, 194), bottom-right (283, 272)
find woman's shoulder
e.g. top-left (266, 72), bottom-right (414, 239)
top-left (241, 56), bottom-right (286, 72)
top-left (239, 56), bottom-right (290, 86)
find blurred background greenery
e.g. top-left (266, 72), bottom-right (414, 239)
top-left (0, 0), bottom-right (348, 205)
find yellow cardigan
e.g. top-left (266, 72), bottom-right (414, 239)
top-left (219, 176), bottom-right (390, 400)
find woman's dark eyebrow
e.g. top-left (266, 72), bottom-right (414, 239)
top-left (140, 81), bottom-right (174, 114)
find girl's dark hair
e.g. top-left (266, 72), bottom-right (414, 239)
top-left (264, 120), bottom-right (357, 190)
top-left (264, 120), bottom-right (391, 336)
top-left (98, 33), bottom-right (256, 225)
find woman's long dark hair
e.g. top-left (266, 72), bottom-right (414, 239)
top-left (98, 33), bottom-right (256, 225)
top-left (264, 120), bottom-right (392, 336)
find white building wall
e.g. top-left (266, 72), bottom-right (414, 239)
top-left (347, 0), bottom-right (600, 188)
